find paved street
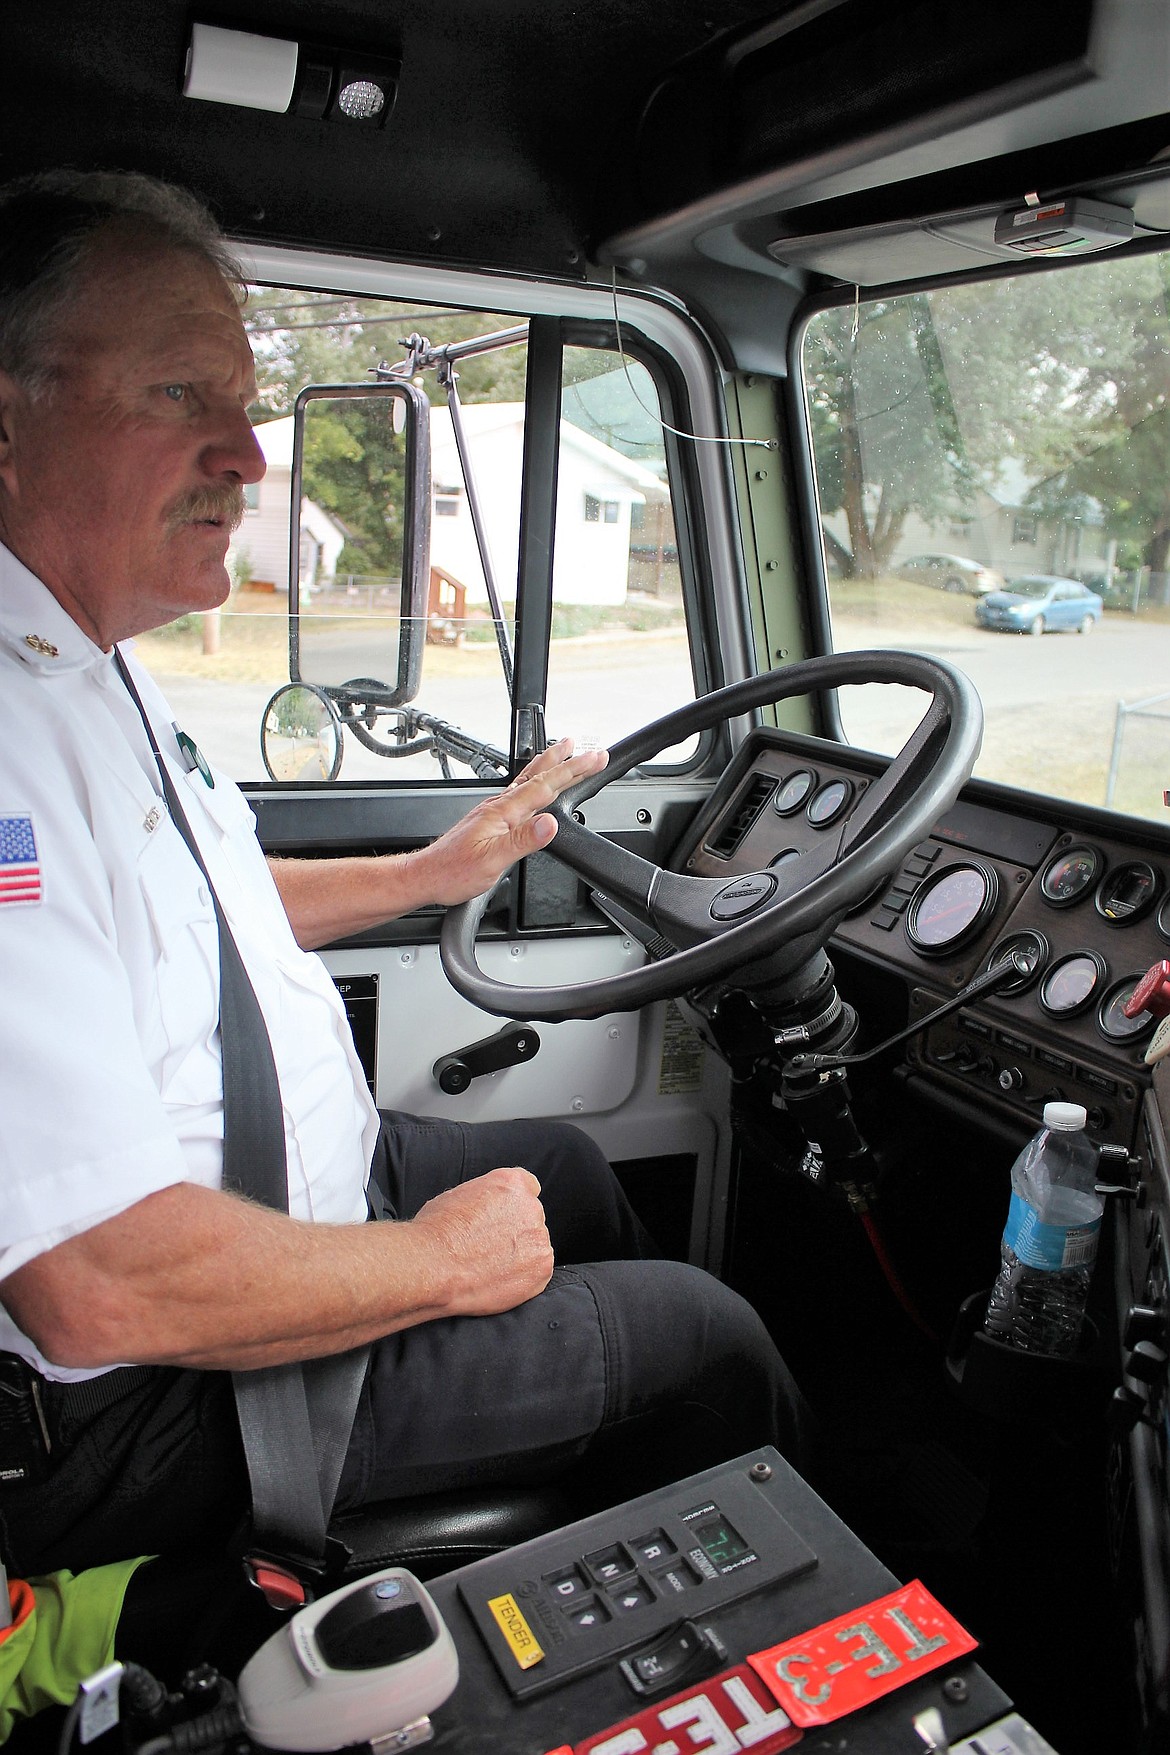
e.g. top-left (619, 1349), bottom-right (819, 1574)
top-left (147, 610), bottom-right (1170, 817)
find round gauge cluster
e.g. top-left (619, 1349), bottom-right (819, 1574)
top-left (773, 768), bottom-right (855, 828)
top-left (904, 841), bottom-right (1163, 1049)
top-left (1040, 844), bottom-right (1167, 929)
top-left (979, 930), bottom-right (1156, 1043)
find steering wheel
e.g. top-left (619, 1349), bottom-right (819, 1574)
top-left (440, 650), bottom-right (982, 1022)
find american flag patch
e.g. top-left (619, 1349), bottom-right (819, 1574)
top-left (0, 815), bottom-right (42, 907)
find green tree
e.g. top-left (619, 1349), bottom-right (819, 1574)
top-left (804, 249), bottom-right (1170, 580)
top-left (243, 289), bottom-right (532, 575)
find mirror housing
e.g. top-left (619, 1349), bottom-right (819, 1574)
top-left (288, 379), bottom-right (432, 709)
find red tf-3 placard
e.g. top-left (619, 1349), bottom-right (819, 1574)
top-left (543, 1662), bottom-right (802, 1754)
top-left (748, 1579), bottom-right (978, 1727)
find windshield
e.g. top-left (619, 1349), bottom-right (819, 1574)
top-left (801, 247), bottom-right (1170, 824)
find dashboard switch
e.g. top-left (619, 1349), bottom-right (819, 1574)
top-left (1126, 960), bottom-right (1170, 1019)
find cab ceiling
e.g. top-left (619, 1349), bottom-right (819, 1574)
top-left (3, 1), bottom-right (1169, 355)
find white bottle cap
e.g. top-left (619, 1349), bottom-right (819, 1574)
top-left (1043, 1101), bottom-right (1088, 1130)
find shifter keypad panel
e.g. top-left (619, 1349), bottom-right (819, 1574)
top-left (458, 1463), bottom-right (817, 1697)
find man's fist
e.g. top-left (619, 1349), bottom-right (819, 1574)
top-left (410, 1167), bottom-right (554, 1316)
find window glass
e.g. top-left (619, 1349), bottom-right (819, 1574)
top-left (131, 289), bottom-right (525, 783)
top-left (548, 348), bottom-right (697, 759)
top-left (130, 301), bottom-right (700, 782)
top-left (801, 251), bottom-right (1170, 823)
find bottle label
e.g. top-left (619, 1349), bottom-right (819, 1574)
top-left (1003, 1191), bottom-right (1101, 1270)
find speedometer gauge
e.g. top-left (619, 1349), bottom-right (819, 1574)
top-left (1040, 845), bottom-right (1101, 907)
top-left (905, 861), bottom-right (999, 955)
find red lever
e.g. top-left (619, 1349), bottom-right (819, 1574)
top-left (1126, 960), bottom-right (1170, 1019)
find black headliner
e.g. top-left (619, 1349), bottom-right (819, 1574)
top-left (0, 1), bottom-right (782, 272)
top-left (3, 0), bottom-right (1169, 352)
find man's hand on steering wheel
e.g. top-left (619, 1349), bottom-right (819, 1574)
top-left (414, 737), bottom-right (609, 907)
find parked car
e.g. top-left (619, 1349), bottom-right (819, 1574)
top-left (975, 573), bottom-right (1104, 634)
top-left (896, 553), bottom-right (1003, 595)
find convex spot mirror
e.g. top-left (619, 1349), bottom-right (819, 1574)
top-left (260, 682), bottom-right (343, 781)
top-left (289, 380), bottom-right (432, 711)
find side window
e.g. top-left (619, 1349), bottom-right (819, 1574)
top-left (131, 295), bottom-right (702, 783)
top-left (801, 250), bottom-right (1170, 824)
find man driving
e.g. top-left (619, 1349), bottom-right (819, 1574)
top-left (0, 170), bottom-right (810, 1581)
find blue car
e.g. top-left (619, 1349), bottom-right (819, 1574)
top-left (975, 573), bottom-right (1104, 635)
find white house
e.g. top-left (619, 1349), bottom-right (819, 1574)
top-left (235, 406), bottom-right (669, 606)
top-left (229, 417), bottom-right (346, 593)
top-left (429, 403), bottom-right (670, 606)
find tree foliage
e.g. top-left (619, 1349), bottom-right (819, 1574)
top-left (804, 248), bottom-right (1170, 578)
top-left (244, 288), bottom-right (530, 573)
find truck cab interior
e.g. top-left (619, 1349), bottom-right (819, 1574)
top-left (5, 3), bottom-right (1170, 1752)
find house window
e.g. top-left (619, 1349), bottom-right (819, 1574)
top-left (244, 481), bottom-right (261, 512)
top-left (584, 494), bottom-right (600, 522)
top-left (435, 483), bottom-right (462, 517)
top-left (1013, 516), bottom-right (1037, 545)
top-left (603, 500), bottom-right (620, 524)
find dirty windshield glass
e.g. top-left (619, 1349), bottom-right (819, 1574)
top-left (801, 249), bottom-right (1170, 824)
top-left (129, 288), bottom-right (696, 783)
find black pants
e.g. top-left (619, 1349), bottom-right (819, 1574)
top-left (1, 1116), bottom-right (811, 1576)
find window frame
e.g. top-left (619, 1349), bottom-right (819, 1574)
top-left (235, 244), bottom-right (752, 795)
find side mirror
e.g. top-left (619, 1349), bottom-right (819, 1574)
top-left (288, 380), bottom-right (431, 709)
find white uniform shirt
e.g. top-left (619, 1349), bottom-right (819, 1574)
top-left (0, 545), bottom-right (380, 1380)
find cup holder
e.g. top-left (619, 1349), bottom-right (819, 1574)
top-left (945, 1290), bottom-right (1112, 1427)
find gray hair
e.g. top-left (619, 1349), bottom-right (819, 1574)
top-left (0, 169), bottom-right (245, 398)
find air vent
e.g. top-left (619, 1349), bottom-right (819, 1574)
top-left (704, 774), bottom-right (777, 859)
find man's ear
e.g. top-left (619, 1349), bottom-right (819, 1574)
top-left (0, 368), bottom-right (23, 493)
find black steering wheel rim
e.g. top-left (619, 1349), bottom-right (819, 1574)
top-left (440, 650), bottom-right (982, 1021)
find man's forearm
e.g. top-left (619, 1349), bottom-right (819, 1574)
top-left (267, 739), bottom-right (607, 949)
top-left (267, 850), bottom-right (433, 950)
top-left (0, 1172), bottom-right (553, 1373)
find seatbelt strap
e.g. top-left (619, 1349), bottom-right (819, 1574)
top-left (114, 649), bottom-right (368, 1574)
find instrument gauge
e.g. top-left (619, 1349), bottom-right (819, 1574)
top-left (1040, 845), bottom-right (1101, 907)
top-left (1098, 976), bottom-right (1156, 1043)
top-left (773, 769), bottom-right (816, 816)
top-left (807, 778), bottom-right (853, 827)
top-left (1039, 951), bottom-right (1106, 1017)
top-left (1157, 894), bottom-right (1170, 944)
top-left (1095, 860), bottom-right (1160, 924)
top-left (982, 929), bottom-right (1049, 995)
top-left (906, 861), bottom-right (999, 955)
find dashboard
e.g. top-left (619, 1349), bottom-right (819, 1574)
top-left (674, 727), bottom-right (1170, 1738)
top-left (675, 728), bottom-right (1170, 1153)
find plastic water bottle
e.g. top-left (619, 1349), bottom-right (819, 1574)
top-left (983, 1101), bottom-right (1102, 1357)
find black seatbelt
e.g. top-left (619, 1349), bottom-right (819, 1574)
top-left (114, 649), bottom-right (368, 1578)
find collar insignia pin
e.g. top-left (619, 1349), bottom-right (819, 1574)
top-left (24, 634), bottom-right (60, 658)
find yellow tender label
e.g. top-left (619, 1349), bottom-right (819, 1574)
top-left (487, 1592), bottom-right (545, 1669)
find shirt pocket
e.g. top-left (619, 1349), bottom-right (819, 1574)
top-left (133, 822), bottom-right (220, 1094)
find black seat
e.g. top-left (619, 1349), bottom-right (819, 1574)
top-left (332, 1483), bottom-right (577, 1580)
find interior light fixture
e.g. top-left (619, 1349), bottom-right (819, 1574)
top-left (183, 23), bottom-right (399, 127)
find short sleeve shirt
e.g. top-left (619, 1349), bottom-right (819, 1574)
top-left (0, 547), bottom-right (379, 1379)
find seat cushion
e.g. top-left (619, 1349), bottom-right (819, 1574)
top-left (332, 1483), bottom-right (576, 1580)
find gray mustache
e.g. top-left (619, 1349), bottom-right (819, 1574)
top-left (167, 485), bottom-right (247, 533)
